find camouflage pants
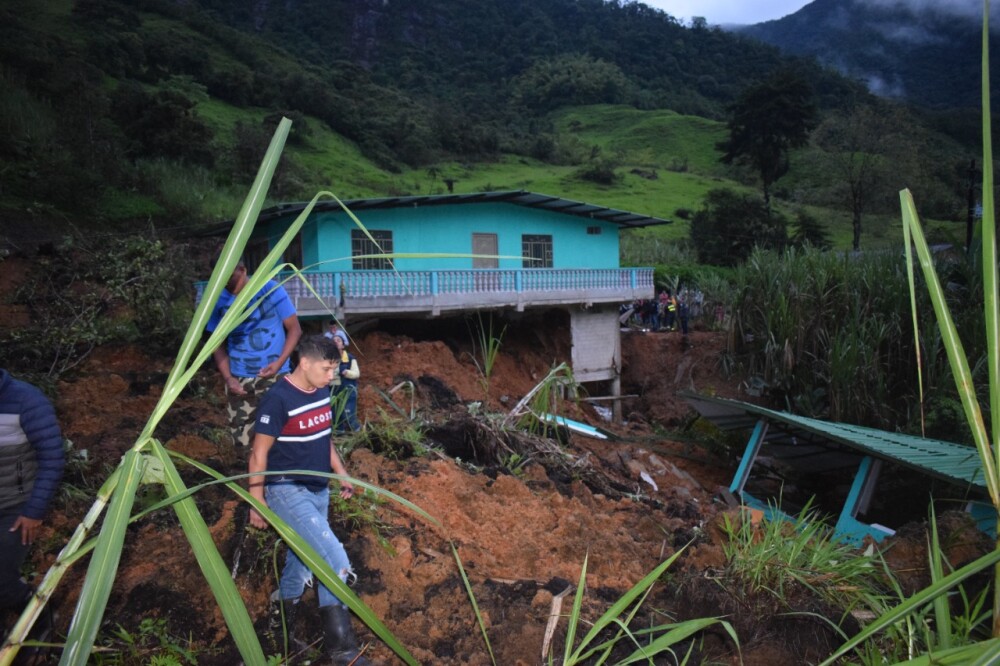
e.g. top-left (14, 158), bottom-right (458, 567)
top-left (225, 375), bottom-right (281, 447)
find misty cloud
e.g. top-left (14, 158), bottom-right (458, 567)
top-left (871, 21), bottom-right (947, 44)
top-left (857, 0), bottom-right (982, 20)
top-left (863, 72), bottom-right (907, 98)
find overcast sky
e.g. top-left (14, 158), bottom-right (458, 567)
top-left (641, 0), bottom-right (983, 26)
top-left (641, 0), bottom-right (813, 26)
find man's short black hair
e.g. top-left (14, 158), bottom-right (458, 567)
top-left (297, 335), bottom-right (338, 362)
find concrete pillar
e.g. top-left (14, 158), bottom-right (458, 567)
top-left (569, 306), bottom-right (623, 424)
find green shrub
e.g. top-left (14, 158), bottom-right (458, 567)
top-left (721, 503), bottom-right (882, 612)
top-left (0, 234), bottom-right (194, 382)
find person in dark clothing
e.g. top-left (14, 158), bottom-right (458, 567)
top-left (330, 334), bottom-right (360, 433)
top-left (0, 369), bottom-right (65, 651)
top-left (677, 293), bottom-right (690, 335)
top-left (643, 299), bottom-right (659, 331)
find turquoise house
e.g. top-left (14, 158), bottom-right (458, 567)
top-left (232, 190), bottom-right (665, 321)
top-left (272, 197), bottom-right (623, 272)
top-left (201, 190), bottom-right (668, 418)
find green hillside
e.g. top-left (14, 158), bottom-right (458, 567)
top-left (0, 0), bottom-right (977, 255)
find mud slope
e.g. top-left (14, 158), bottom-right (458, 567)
top-left (5, 316), bottom-right (979, 665)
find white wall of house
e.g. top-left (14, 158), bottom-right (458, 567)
top-left (570, 307), bottom-right (620, 384)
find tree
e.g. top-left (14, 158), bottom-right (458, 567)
top-left (812, 103), bottom-right (910, 251)
top-left (110, 81), bottom-right (215, 166)
top-left (512, 54), bottom-right (631, 112)
top-left (718, 70), bottom-right (818, 207)
top-left (690, 188), bottom-right (787, 266)
top-left (789, 211), bottom-right (832, 250)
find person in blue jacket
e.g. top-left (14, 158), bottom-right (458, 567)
top-left (0, 368), bottom-right (65, 640)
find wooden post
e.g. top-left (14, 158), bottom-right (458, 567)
top-left (612, 374), bottom-right (622, 424)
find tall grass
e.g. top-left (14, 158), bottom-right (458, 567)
top-left (820, 2), bottom-right (1000, 662)
top-left (728, 245), bottom-right (985, 434)
top-left (135, 157), bottom-right (248, 222)
top-left (0, 118), bottom-right (427, 666)
top-left (467, 312), bottom-right (506, 401)
top-left (721, 501), bottom-right (882, 614)
top-left (558, 550), bottom-right (738, 665)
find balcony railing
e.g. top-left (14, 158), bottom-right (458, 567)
top-left (195, 267), bottom-right (653, 316)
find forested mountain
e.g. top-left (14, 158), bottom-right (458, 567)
top-left (0, 0), bottom-right (976, 242)
top-left (194, 0), bottom-right (862, 116)
top-left (740, 0), bottom-right (997, 109)
top-left (72, 0), bottom-right (866, 164)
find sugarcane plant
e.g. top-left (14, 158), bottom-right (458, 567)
top-left (467, 312), bottom-right (506, 402)
top-left (555, 549), bottom-right (738, 665)
top-left (821, 1), bottom-right (1000, 662)
top-left (0, 118), bottom-right (435, 666)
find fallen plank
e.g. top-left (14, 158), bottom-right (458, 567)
top-left (540, 412), bottom-right (614, 440)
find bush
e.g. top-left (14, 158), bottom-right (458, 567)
top-left (0, 235), bottom-right (194, 383)
top-left (789, 210), bottom-right (832, 250)
top-left (94, 236), bottom-right (194, 349)
top-left (574, 156), bottom-right (619, 185)
top-left (512, 54), bottom-right (631, 112)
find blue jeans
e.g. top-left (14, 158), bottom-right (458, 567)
top-left (266, 483), bottom-right (352, 608)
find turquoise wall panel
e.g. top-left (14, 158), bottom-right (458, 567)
top-left (262, 203), bottom-right (621, 271)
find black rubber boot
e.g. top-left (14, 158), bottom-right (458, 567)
top-left (274, 598), bottom-right (310, 656)
top-left (320, 605), bottom-right (370, 666)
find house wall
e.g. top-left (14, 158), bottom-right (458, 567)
top-left (570, 306), bottom-right (621, 384)
top-left (259, 217), bottom-right (321, 269)
top-left (263, 203), bottom-right (622, 271)
top-left (570, 305), bottom-right (622, 420)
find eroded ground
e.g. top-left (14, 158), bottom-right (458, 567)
top-left (4, 315), bottom-right (989, 665)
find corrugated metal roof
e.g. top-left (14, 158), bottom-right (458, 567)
top-left (682, 392), bottom-right (986, 490)
top-left (257, 190), bottom-right (671, 229)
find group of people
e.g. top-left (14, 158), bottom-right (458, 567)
top-left (206, 259), bottom-right (368, 665)
top-left (205, 260), bottom-right (361, 446)
top-left (2, 259), bottom-right (370, 666)
top-left (626, 287), bottom-right (702, 335)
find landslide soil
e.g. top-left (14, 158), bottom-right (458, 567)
top-left (3, 308), bottom-right (983, 665)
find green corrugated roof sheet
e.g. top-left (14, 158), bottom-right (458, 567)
top-left (682, 392), bottom-right (986, 491)
top-left (257, 191), bottom-right (672, 228)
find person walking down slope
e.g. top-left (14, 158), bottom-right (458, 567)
top-left (330, 332), bottom-right (360, 433)
top-left (0, 369), bottom-right (65, 654)
top-left (247, 336), bottom-right (370, 666)
top-left (206, 259), bottom-right (302, 448)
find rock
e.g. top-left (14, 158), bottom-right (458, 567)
top-left (531, 589), bottom-right (553, 610)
